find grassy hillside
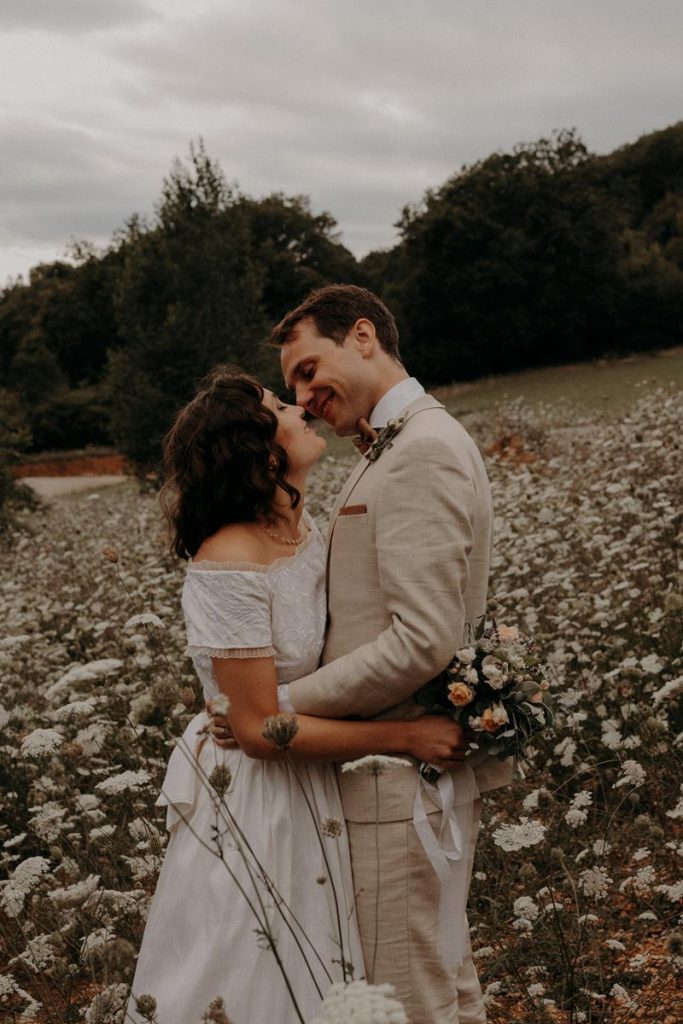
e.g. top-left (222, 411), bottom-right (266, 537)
top-left (319, 347), bottom-right (683, 459)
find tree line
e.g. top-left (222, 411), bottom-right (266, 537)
top-left (1, 124), bottom-right (682, 483)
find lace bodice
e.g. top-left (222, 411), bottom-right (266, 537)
top-left (182, 514), bottom-right (326, 701)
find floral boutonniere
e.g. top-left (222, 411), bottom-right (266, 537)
top-left (364, 416), bottom-right (406, 462)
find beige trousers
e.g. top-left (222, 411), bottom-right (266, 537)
top-left (346, 798), bottom-right (485, 1024)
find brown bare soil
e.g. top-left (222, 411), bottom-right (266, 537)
top-left (486, 432), bottom-right (538, 463)
top-left (13, 453), bottom-right (130, 478)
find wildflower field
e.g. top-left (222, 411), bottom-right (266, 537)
top-left (1, 363), bottom-right (681, 1023)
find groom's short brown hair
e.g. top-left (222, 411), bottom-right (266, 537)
top-left (269, 284), bottom-right (401, 359)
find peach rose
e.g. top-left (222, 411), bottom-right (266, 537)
top-left (479, 709), bottom-right (500, 732)
top-left (480, 704), bottom-right (509, 732)
top-left (497, 624), bottom-right (520, 642)
top-left (448, 682), bottom-right (475, 707)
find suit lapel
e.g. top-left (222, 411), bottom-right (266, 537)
top-left (323, 393), bottom-right (445, 564)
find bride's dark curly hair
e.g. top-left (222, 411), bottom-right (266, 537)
top-left (160, 365), bottom-right (300, 559)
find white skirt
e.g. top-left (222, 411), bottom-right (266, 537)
top-left (127, 712), bottom-right (364, 1024)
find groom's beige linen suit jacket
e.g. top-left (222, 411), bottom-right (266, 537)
top-left (288, 394), bottom-right (512, 1023)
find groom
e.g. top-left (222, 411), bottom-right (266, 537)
top-left (268, 285), bottom-right (512, 1024)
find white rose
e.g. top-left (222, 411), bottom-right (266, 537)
top-left (491, 703), bottom-right (509, 726)
top-left (482, 656), bottom-right (506, 689)
top-left (455, 647), bottom-right (476, 664)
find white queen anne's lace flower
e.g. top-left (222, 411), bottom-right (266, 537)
top-left (53, 700), bottom-right (97, 722)
top-left (653, 675), bottom-right (683, 705)
top-left (514, 895), bottom-right (540, 921)
top-left (95, 770), bottom-right (151, 795)
top-left (492, 817), bottom-right (546, 852)
top-left (578, 865), bottom-right (612, 900)
top-left (49, 875), bottom-right (101, 909)
top-left (125, 612), bottom-right (164, 629)
top-left (341, 755), bottom-right (413, 775)
top-left (312, 980), bottom-right (408, 1023)
top-left (614, 759), bottom-right (646, 789)
top-left (1, 857), bottom-right (51, 917)
top-left (83, 982), bottom-right (129, 1024)
top-left (0, 972), bottom-right (19, 999)
top-left (639, 653), bottom-right (663, 674)
top-left (20, 728), bottom-right (63, 757)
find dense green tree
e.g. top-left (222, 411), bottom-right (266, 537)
top-left (107, 144), bottom-right (270, 471)
top-left (237, 193), bottom-right (361, 323)
top-left (0, 389), bottom-right (32, 530)
top-left (390, 131), bottom-right (624, 381)
top-left (107, 143), bottom-right (364, 471)
top-left (592, 122), bottom-right (683, 227)
top-left (3, 125), bottom-right (682, 463)
top-left (7, 333), bottom-right (67, 407)
top-left (0, 254), bottom-right (123, 389)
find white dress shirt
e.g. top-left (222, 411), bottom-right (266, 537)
top-left (369, 377), bottom-right (425, 428)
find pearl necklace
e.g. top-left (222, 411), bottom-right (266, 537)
top-left (259, 522), bottom-right (306, 546)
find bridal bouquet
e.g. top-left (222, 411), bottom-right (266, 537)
top-left (414, 622), bottom-right (553, 762)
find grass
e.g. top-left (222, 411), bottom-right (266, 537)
top-left (433, 346), bottom-right (683, 418)
top-left (318, 346), bottom-right (683, 459)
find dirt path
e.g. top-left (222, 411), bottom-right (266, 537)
top-left (21, 475), bottom-right (128, 498)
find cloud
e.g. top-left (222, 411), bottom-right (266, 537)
top-left (0, 0), bottom-right (158, 35)
top-left (0, 119), bottom-right (154, 246)
top-left (1, 0), bottom-right (682, 283)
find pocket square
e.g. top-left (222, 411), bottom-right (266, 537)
top-left (338, 504), bottom-right (367, 516)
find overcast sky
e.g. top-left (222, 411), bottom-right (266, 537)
top-left (2, 0), bottom-right (682, 286)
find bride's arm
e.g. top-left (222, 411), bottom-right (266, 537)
top-left (212, 654), bottom-right (464, 765)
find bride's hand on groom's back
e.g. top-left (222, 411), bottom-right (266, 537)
top-left (406, 715), bottom-right (467, 767)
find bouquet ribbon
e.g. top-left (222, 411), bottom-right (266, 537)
top-left (412, 763), bottom-right (479, 968)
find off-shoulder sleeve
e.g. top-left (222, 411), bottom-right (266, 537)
top-left (182, 569), bottom-right (275, 659)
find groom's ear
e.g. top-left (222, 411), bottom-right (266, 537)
top-left (351, 318), bottom-right (378, 358)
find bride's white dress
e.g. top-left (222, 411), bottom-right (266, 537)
top-left (127, 515), bottom-right (364, 1023)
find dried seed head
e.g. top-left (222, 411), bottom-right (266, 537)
top-left (208, 693), bottom-right (231, 716)
top-left (520, 862), bottom-right (538, 882)
top-left (135, 994), bottom-right (158, 1021)
top-left (102, 547), bottom-right (119, 563)
top-left (321, 817), bottom-right (343, 838)
top-left (261, 712), bottom-right (299, 748)
top-left (208, 765), bottom-right (233, 797)
top-left (149, 836), bottom-right (164, 856)
top-left (201, 996), bottom-right (232, 1024)
top-left (179, 687), bottom-right (196, 709)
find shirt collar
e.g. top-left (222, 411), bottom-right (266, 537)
top-left (369, 377), bottom-right (425, 428)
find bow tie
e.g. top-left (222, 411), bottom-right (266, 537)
top-left (351, 417), bottom-right (379, 455)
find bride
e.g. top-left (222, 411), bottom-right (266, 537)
top-left (126, 366), bottom-right (464, 1024)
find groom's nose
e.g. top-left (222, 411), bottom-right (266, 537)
top-left (295, 383), bottom-right (313, 409)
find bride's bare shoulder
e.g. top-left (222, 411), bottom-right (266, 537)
top-left (194, 524), bottom-right (267, 564)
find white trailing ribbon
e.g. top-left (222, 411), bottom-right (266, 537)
top-left (412, 763), bottom-right (479, 968)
